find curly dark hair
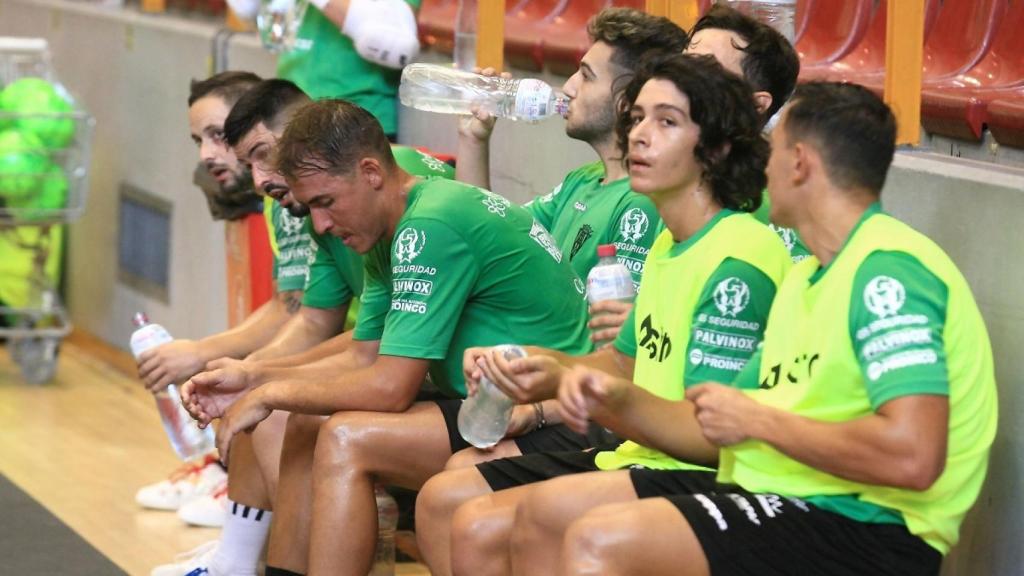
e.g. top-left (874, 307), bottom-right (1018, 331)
top-left (616, 53), bottom-right (769, 212)
top-left (692, 4), bottom-right (799, 121)
top-left (275, 99), bottom-right (395, 182)
top-left (588, 7), bottom-right (690, 71)
top-left (784, 82), bottom-right (896, 194)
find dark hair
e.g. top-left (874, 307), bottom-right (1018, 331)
top-left (783, 82), bottom-right (896, 194)
top-left (588, 8), bottom-right (690, 72)
top-left (223, 79), bottom-right (309, 147)
top-left (692, 4), bottom-right (799, 120)
top-left (275, 99), bottom-right (395, 182)
top-left (616, 53), bottom-right (769, 212)
top-left (187, 71), bottom-right (261, 107)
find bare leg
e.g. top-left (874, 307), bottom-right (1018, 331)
top-left (448, 484), bottom-right (540, 576)
top-left (307, 402), bottom-right (454, 576)
top-left (265, 413), bottom-right (325, 572)
top-left (509, 471), bottom-right (637, 576)
top-left (226, 427), bottom-right (270, 509)
top-left (416, 466), bottom-right (495, 576)
top-left (562, 499), bottom-right (710, 576)
top-left (250, 409), bottom-right (288, 501)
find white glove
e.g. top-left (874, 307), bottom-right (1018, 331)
top-left (341, 0), bottom-right (420, 69)
top-left (226, 0), bottom-right (261, 19)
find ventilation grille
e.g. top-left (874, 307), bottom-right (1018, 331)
top-left (118, 183), bottom-right (171, 302)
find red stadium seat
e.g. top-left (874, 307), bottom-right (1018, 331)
top-left (796, 0), bottom-right (873, 68)
top-left (921, 0), bottom-right (1005, 82)
top-left (505, 0), bottom-right (564, 71)
top-left (418, 0), bottom-right (458, 53)
top-left (988, 97), bottom-right (1024, 148)
top-left (541, 0), bottom-right (611, 76)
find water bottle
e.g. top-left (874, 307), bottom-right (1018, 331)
top-left (257, 0), bottom-right (310, 53)
top-left (129, 312), bottom-right (216, 461)
top-left (399, 64), bottom-right (569, 123)
top-left (370, 485), bottom-right (398, 576)
top-left (454, 0), bottom-right (477, 71)
top-left (586, 245), bottom-right (635, 349)
top-left (458, 345), bottom-right (528, 448)
top-left (717, 0), bottom-right (796, 42)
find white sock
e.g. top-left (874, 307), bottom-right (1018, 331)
top-left (208, 499), bottom-right (272, 576)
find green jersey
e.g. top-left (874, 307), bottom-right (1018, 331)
top-left (595, 211), bottom-right (791, 471)
top-left (526, 162), bottom-right (661, 290)
top-left (721, 204), bottom-right (998, 555)
top-left (263, 198), bottom-right (313, 292)
top-left (353, 178), bottom-right (592, 397)
top-left (275, 1), bottom-right (421, 135)
top-left (753, 190), bottom-right (811, 262)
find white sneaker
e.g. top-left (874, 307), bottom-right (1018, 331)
top-left (177, 478), bottom-right (228, 527)
top-left (136, 453), bottom-right (226, 511)
top-left (150, 540), bottom-right (220, 576)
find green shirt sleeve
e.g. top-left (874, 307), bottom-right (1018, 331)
top-left (684, 257), bottom-right (776, 386)
top-left (612, 305), bottom-right (638, 358)
top-left (302, 230), bottom-right (353, 309)
top-left (733, 345), bottom-right (763, 390)
top-left (378, 218), bottom-right (480, 359)
top-left (849, 250), bottom-right (950, 409)
top-left (523, 182), bottom-right (563, 232)
top-left (352, 242), bottom-right (391, 341)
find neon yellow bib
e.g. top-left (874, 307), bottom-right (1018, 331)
top-left (596, 213), bottom-right (791, 471)
top-left (719, 212), bottom-right (997, 554)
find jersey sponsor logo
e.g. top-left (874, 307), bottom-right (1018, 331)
top-left (537, 183), bottom-right (562, 204)
top-left (690, 349), bottom-right (747, 372)
top-left (754, 494), bottom-right (785, 518)
top-left (279, 212), bottom-right (306, 236)
top-left (692, 328), bottom-right (757, 352)
top-left (570, 224), bottom-right (594, 261)
top-left (391, 298), bottom-right (428, 314)
top-left (617, 254), bottom-right (645, 275)
top-left (864, 276), bottom-right (906, 319)
top-left (713, 277), bottom-right (751, 318)
top-left (613, 241), bottom-right (650, 258)
top-left (855, 313), bottom-right (928, 341)
top-left (639, 314), bottom-right (672, 362)
top-left (392, 278), bottom-right (433, 296)
top-left (694, 494), bottom-right (728, 531)
top-left (760, 353), bottom-right (820, 389)
top-left (573, 201), bottom-right (587, 212)
top-left (392, 264), bottom-right (437, 276)
top-left (619, 208), bottom-right (650, 243)
top-left (573, 277), bottom-right (587, 296)
top-left (482, 191), bottom-right (512, 217)
top-left (860, 327), bottom-right (932, 360)
top-left (769, 223), bottom-right (795, 251)
top-left (416, 150), bottom-right (448, 172)
top-left (699, 313), bottom-right (761, 331)
top-left (727, 494), bottom-right (761, 525)
top-left (529, 220), bottom-right (564, 262)
top-left (394, 228), bottom-right (426, 264)
top-left (866, 349), bottom-right (938, 381)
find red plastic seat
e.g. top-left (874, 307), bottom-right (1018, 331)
top-left (505, 0), bottom-right (565, 71)
top-left (541, 0), bottom-right (611, 75)
top-left (921, 0), bottom-right (1005, 82)
top-left (920, 0), bottom-right (1023, 140)
top-left (988, 97), bottom-right (1024, 148)
top-left (418, 0), bottom-right (458, 53)
top-left (796, 0), bottom-right (873, 68)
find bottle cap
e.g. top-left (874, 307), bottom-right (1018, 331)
top-left (596, 244), bottom-right (617, 258)
top-left (132, 312), bottom-right (149, 327)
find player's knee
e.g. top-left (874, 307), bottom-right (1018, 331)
top-left (444, 447), bottom-right (487, 471)
top-left (451, 495), bottom-right (501, 549)
top-left (563, 514), bottom-right (623, 575)
top-left (315, 412), bottom-right (373, 472)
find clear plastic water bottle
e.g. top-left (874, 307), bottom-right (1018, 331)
top-left (370, 485), bottom-right (398, 576)
top-left (718, 0), bottom-right (797, 42)
top-left (587, 245), bottom-right (635, 348)
top-left (257, 0), bottom-right (310, 53)
top-left (400, 64), bottom-right (569, 123)
top-left (129, 312), bottom-right (216, 461)
top-left (458, 345), bottom-right (528, 448)
top-left (454, 0), bottom-right (477, 71)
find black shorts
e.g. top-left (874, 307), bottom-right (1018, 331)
top-left (433, 398), bottom-right (620, 455)
top-left (629, 467), bottom-right (718, 499)
top-left (476, 449), bottom-right (602, 491)
top-left (666, 478), bottom-right (942, 576)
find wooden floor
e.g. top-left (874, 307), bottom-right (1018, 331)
top-left (0, 332), bottom-right (430, 575)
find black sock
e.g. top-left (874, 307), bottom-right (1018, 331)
top-left (264, 566), bottom-right (305, 576)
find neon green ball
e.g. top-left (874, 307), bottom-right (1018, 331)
top-left (0, 130), bottom-right (49, 199)
top-left (9, 163), bottom-right (68, 219)
top-left (0, 78), bottom-right (75, 149)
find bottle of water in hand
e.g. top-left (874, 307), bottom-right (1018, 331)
top-left (458, 345), bottom-right (528, 448)
top-left (257, 0), bottom-right (310, 53)
top-left (586, 245), bottom-right (635, 349)
top-left (129, 312), bottom-right (215, 461)
top-left (400, 64), bottom-right (569, 123)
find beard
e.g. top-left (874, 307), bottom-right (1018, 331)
top-left (218, 165), bottom-right (251, 197)
top-left (565, 100), bottom-right (616, 144)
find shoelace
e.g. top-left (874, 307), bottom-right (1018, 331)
top-left (168, 453), bottom-right (221, 484)
top-left (211, 480), bottom-right (229, 501)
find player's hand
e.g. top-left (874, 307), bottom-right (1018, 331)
top-left (136, 339), bottom-right (206, 393)
top-left (181, 357), bottom-right (256, 426)
top-left (557, 366), bottom-right (631, 434)
top-left (215, 388), bottom-right (271, 466)
top-left (503, 404), bottom-right (540, 438)
top-left (456, 67), bottom-right (509, 143)
top-left (588, 300), bottom-right (634, 347)
top-left (686, 383), bottom-right (761, 446)
top-left (478, 350), bottom-right (564, 404)
top-left (462, 347), bottom-right (490, 396)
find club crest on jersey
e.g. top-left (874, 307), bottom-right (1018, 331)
top-left (280, 212), bottom-right (305, 236)
top-left (570, 224), bottom-right (594, 261)
top-left (713, 277), bottom-right (751, 317)
top-left (769, 223), bottom-right (796, 251)
top-left (619, 208), bottom-right (649, 243)
top-left (394, 227), bottom-right (426, 264)
top-left (864, 276), bottom-right (906, 318)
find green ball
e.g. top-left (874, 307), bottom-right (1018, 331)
top-left (0, 130), bottom-right (49, 199)
top-left (9, 163), bottom-right (68, 219)
top-left (0, 78), bottom-right (75, 149)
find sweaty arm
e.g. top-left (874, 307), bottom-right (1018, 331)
top-left (198, 288), bottom-right (302, 360)
top-left (245, 302), bottom-right (348, 362)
